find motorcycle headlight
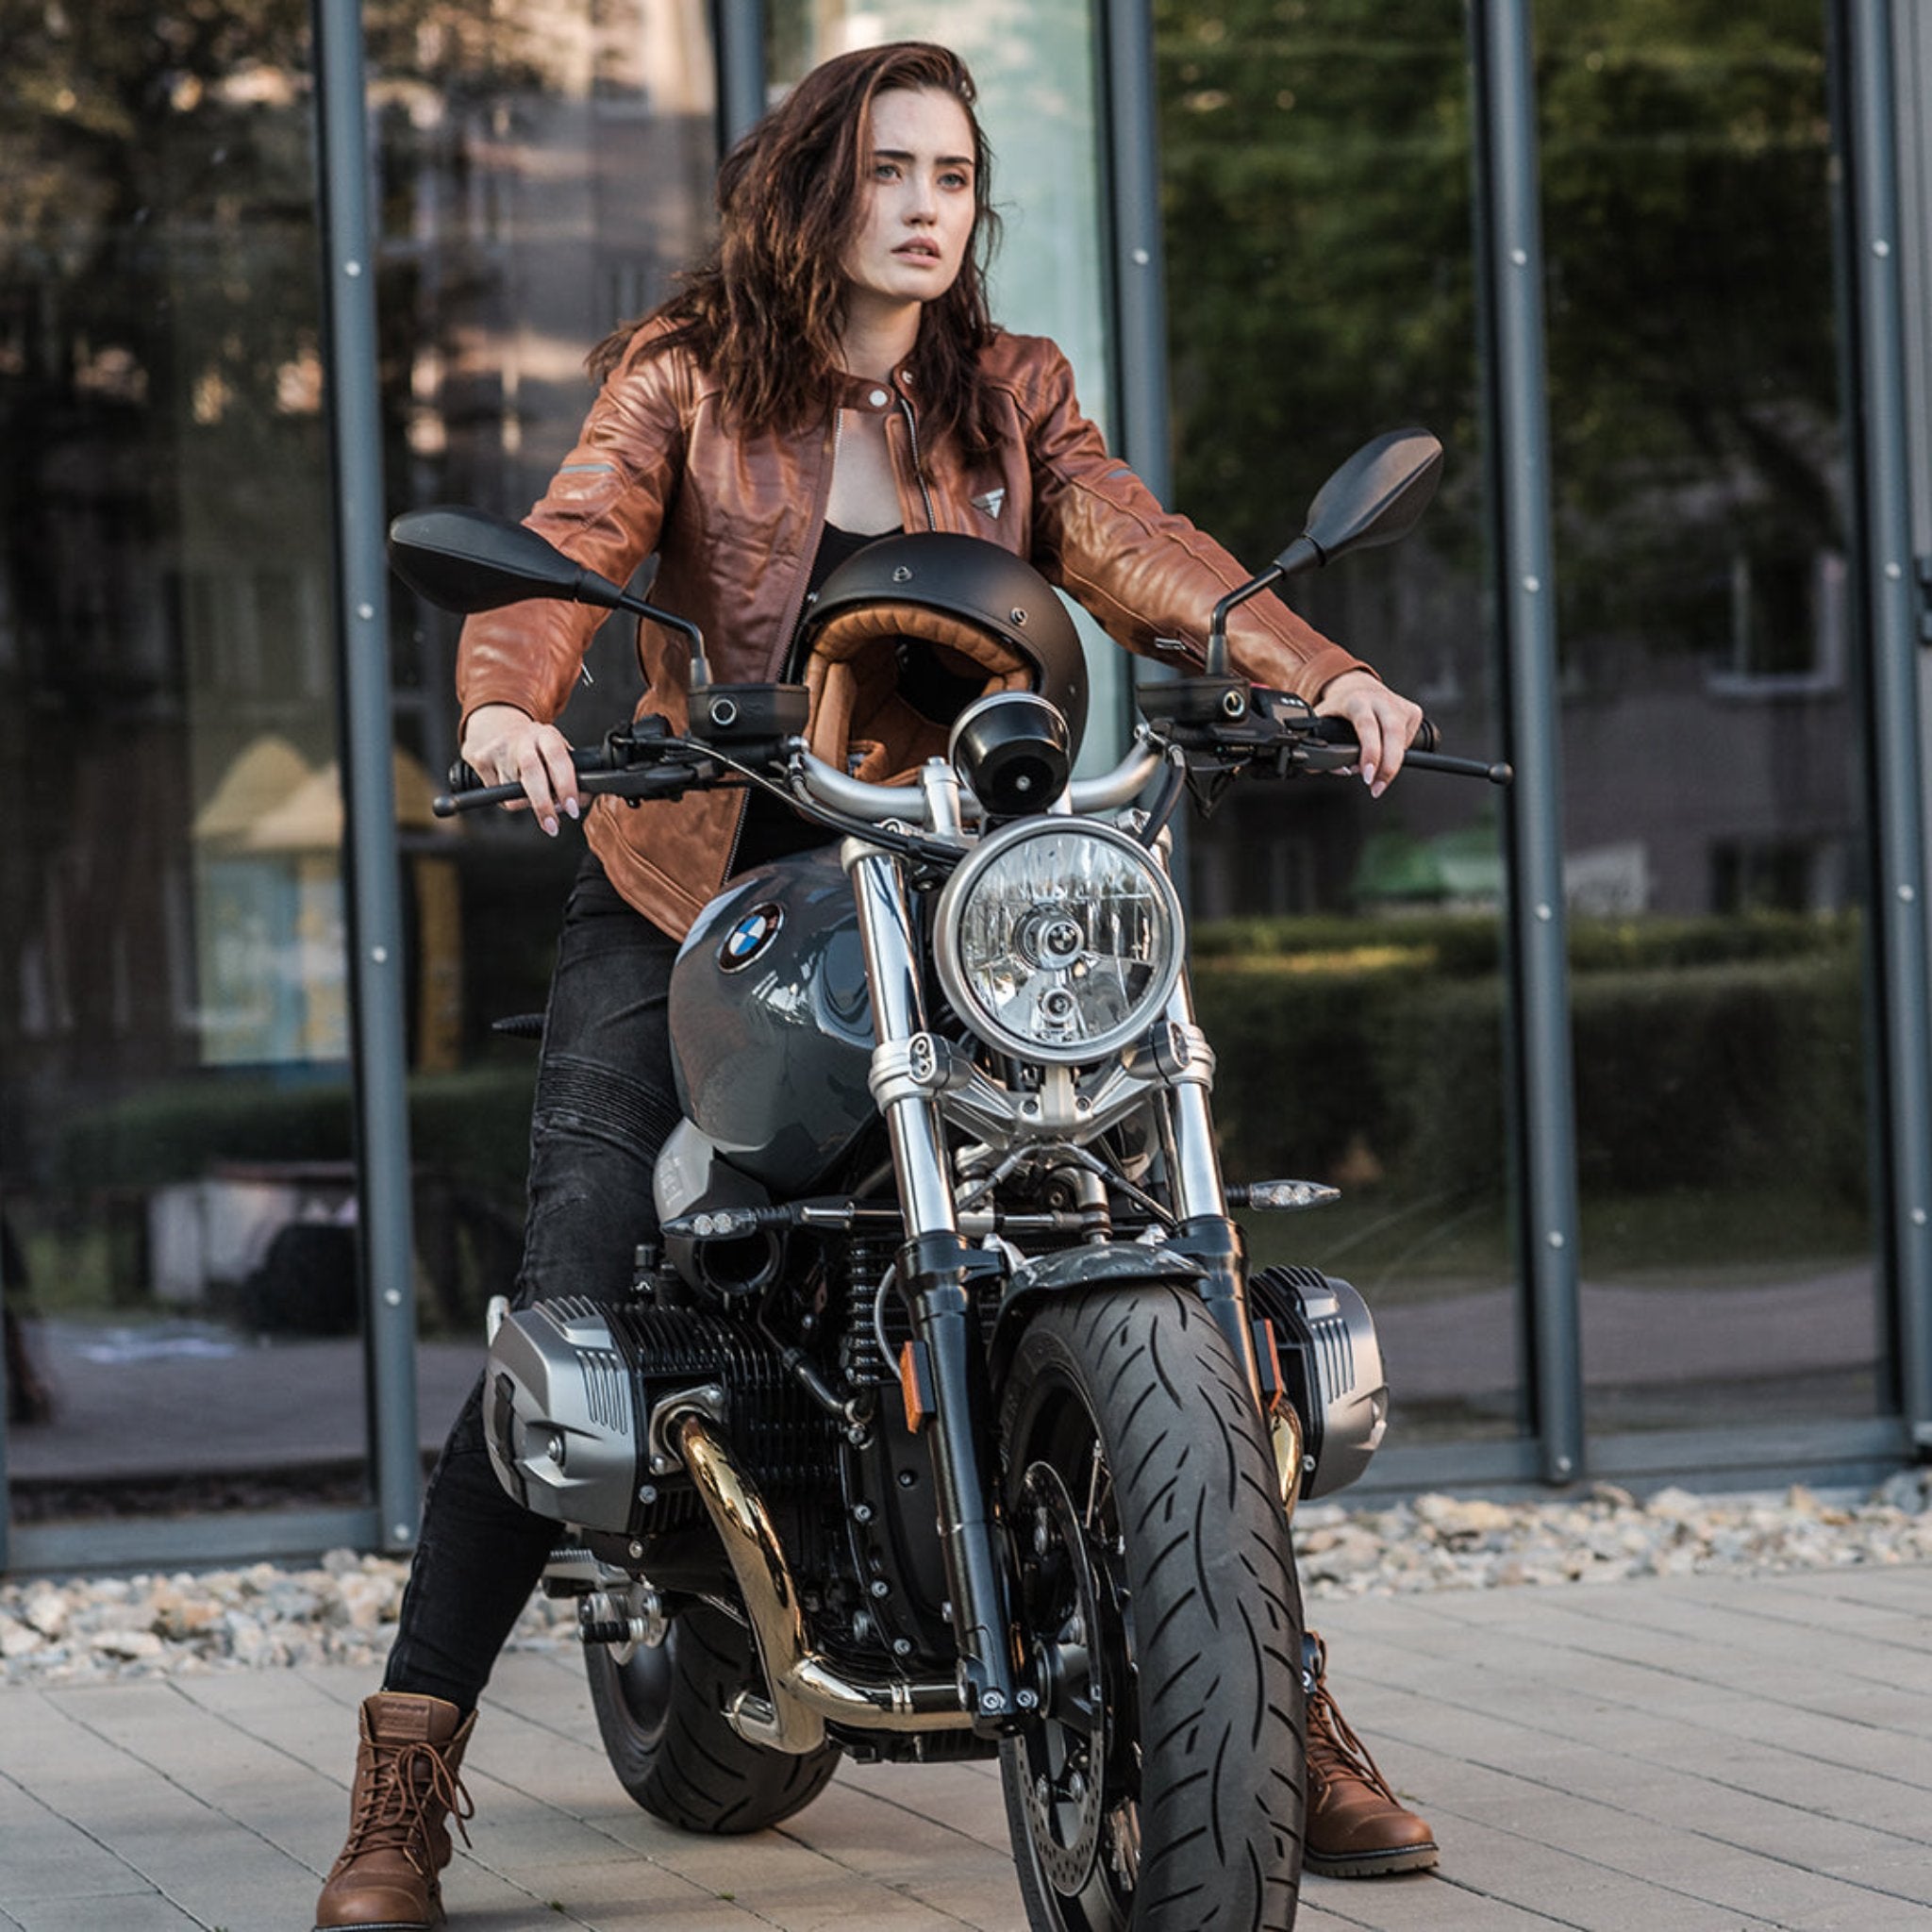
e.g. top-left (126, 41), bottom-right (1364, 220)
top-left (934, 821), bottom-right (1184, 1065)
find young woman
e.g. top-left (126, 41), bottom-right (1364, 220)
top-left (314, 41), bottom-right (1435, 1931)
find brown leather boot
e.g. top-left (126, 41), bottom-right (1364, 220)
top-left (1301, 1632), bottom-right (1439, 1877)
top-left (313, 1692), bottom-right (476, 1929)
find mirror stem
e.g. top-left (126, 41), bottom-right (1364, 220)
top-left (616, 592), bottom-right (711, 689)
top-left (1206, 561), bottom-right (1284, 677)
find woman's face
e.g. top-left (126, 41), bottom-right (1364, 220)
top-left (841, 87), bottom-right (978, 318)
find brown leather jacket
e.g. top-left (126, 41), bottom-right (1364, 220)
top-left (458, 322), bottom-right (1372, 937)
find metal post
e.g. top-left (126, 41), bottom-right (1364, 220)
top-left (0, 1228), bottom-right (12, 1572)
top-left (1098, 0), bottom-right (1172, 504)
top-left (311, 0), bottom-right (422, 1552)
top-left (1840, 0), bottom-right (1932, 1446)
top-left (712, 0), bottom-right (768, 150)
top-left (1094, 0), bottom-right (1177, 802)
top-left (1470, 0), bottom-right (1586, 1484)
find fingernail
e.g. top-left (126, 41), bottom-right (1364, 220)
top-left (542, 815), bottom-right (559, 837)
top-left (565, 798), bottom-right (580, 821)
top-left (1360, 763), bottom-right (1377, 788)
top-left (1371, 778), bottom-right (1388, 799)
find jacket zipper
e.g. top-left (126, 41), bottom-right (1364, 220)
top-left (899, 393), bottom-right (938, 531)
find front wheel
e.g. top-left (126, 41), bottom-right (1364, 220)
top-left (583, 1603), bottom-right (842, 1833)
top-left (999, 1286), bottom-right (1306, 1931)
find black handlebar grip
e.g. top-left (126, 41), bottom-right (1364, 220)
top-left (1305, 714), bottom-right (1440, 752)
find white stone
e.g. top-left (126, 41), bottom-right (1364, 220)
top-left (91, 1628), bottom-right (165, 1660)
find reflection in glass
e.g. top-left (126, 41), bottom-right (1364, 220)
top-left (0, 6), bottom-right (369, 1519)
top-left (1156, 2), bottom-right (1515, 1441)
top-left (763, 0), bottom-right (1136, 767)
top-left (765, 0), bottom-right (1111, 404)
top-left (1536, 2), bottom-right (1878, 1431)
top-left (367, 2), bottom-right (717, 1413)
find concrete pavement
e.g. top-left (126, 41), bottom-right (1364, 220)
top-left (3, 1560), bottom-right (1930, 1930)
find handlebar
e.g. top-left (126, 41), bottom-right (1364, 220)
top-left (432, 687), bottom-right (1510, 828)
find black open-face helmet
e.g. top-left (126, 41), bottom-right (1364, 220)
top-left (791, 532), bottom-right (1088, 784)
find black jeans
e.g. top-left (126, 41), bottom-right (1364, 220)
top-left (384, 856), bottom-right (683, 1713)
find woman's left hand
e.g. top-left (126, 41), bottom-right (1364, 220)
top-left (1313, 669), bottom-right (1425, 797)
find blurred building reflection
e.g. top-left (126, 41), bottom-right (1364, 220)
top-left (0, 3), bottom-right (1927, 1564)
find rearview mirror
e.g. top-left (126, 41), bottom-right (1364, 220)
top-left (389, 504), bottom-right (712, 681)
top-left (1283, 427), bottom-right (1443, 575)
top-left (388, 506), bottom-right (630, 615)
top-left (1205, 427), bottom-right (1443, 676)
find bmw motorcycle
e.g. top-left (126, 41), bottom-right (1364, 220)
top-left (391, 428), bottom-right (1507, 1931)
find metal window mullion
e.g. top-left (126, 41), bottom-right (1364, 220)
top-left (1097, 0), bottom-right (1177, 809)
top-left (1841, 0), bottom-right (1932, 1444)
top-left (0, 1233), bottom-right (11, 1570)
top-left (1099, 0), bottom-right (1172, 505)
top-left (1471, 0), bottom-right (1585, 1484)
top-left (712, 0), bottom-right (766, 150)
top-left (313, 0), bottom-right (421, 1551)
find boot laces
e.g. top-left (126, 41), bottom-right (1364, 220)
top-left (1303, 1634), bottom-right (1398, 1806)
top-left (342, 1736), bottom-right (475, 1875)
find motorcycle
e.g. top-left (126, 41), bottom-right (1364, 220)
top-left (391, 428), bottom-right (1507, 1931)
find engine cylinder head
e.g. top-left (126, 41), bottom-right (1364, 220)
top-left (1248, 1265), bottom-right (1388, 1499)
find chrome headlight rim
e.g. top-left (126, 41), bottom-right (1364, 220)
top-left (933, 817), bottom-right (1184, 1066)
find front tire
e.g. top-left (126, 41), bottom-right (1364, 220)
top-left (583, 1603), bottom-right (842, 1833)
top-left (999, 1286), bottom-right (1306, 1931)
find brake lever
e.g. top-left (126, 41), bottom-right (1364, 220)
top-left (1259, 701), bottom-right (1512, 787)
top-left (432, 718), bottom-right (732, 816)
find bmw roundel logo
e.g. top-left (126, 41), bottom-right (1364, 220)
top-left (719, 904), bottom-right (783, 972)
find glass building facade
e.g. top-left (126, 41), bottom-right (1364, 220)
top-left (2, 0), bottom-right (1928, 1571)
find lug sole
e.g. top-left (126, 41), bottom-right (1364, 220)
top-left (1303, 1840), bottom-right (1441, 1878)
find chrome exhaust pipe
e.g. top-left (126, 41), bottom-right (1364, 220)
top-left (669, 1408), bottom-right (974, 1755)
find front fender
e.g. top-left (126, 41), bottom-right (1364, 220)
top-left (988, 1242), bottom-right (1208, 1386)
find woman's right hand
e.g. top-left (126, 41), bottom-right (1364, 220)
top-left (460, 704), bottom-right (581, 836)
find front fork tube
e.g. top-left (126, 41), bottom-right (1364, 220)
top-left (1161, 973), bottom-right (1267, 1407)
top-left (845, 847), bottom-right (1021, 1728)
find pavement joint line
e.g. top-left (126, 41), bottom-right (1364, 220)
top-left (1524, 1577), bottom-right (1932, 1679)
top-left (16, 1685), bottom-right (310, 1890)
top-left (777, 1774), bottom-right (1023, 1857)
top-left (1393, 1870), bottom-right (1600, 1932)
top-left (1320, 1647), bottom-right (1932, 1815)
top-left (767, 1822), bottom-right (1007, 1931)
top-left (1359, 1734), bottom-right (1929, 1920)
top-left (1341, 1588), bottom-right (1932, 1732)
top-left (1375, 1802), bottom-right (1810, 1932)
top-left (0, 1740), bottom-right (221, 1929)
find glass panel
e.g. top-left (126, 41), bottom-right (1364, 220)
top-left (1, 8), bottom-right (368, 1519)
top-left (367, 1), bottom-right (717, 1411)
top-left (1157, 4), bottom-right (1516, 1441)
top-left (763, 2), bottom-right (1138, 768)
top-left (764, 3), bottom-right (1111, 404)
top-left (1535, 2), bottom-right (1879, 1431)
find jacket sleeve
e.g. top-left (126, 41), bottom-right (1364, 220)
top-left (456, 335), bottom-right (691, 729)
top-left (1016, 340), bottom-right (1374, 702)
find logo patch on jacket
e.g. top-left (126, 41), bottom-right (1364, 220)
top-left (971, 488), bottom-right (1007, 521)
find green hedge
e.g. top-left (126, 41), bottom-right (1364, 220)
top-left (1191, 915), bottom-right (1866, 1207)
top-left (52, 1062), bottom-right (537, 1200)
top-left (51, 915), bottom-right (1867, 1224)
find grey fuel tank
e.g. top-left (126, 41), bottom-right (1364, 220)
top-left (667, 845), bottom-right (876, 1195)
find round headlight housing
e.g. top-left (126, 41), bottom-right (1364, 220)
top-left (934, 820), bottom-right (1184, 1065)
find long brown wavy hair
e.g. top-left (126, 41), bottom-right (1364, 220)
top-left (587, 42), bottom-right (1004, 467)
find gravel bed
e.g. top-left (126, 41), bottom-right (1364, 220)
top-left (4, 1473), bottom-right (1928, 1688)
